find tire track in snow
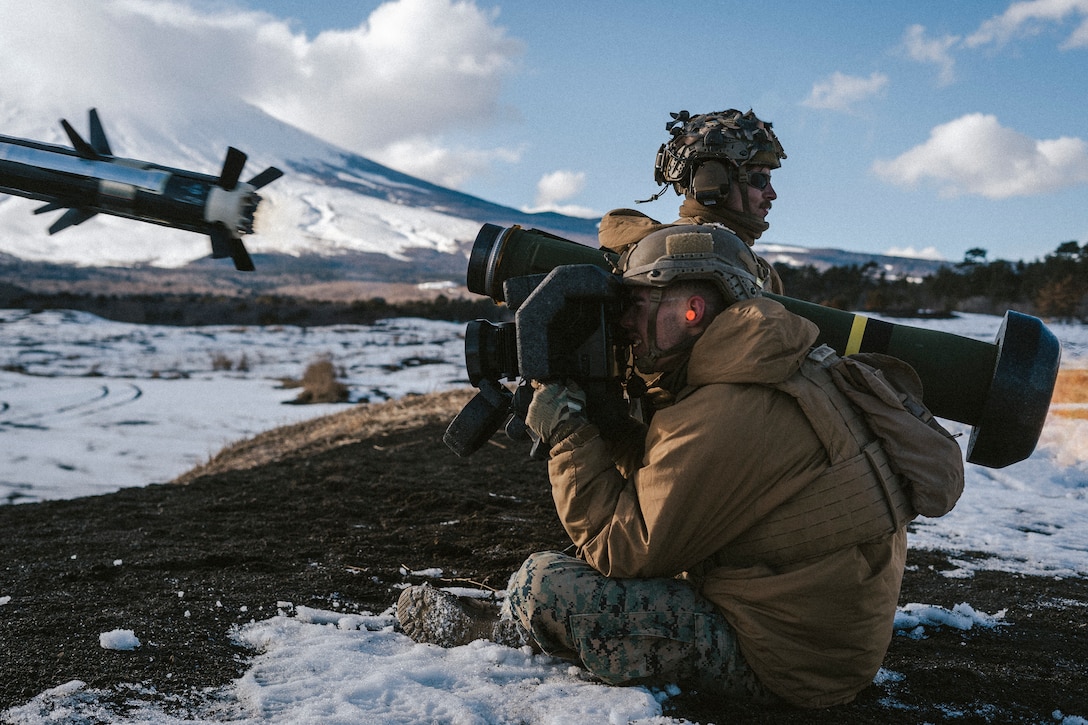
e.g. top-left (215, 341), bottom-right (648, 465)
top-left (0, 383), bottom-right (143, 430)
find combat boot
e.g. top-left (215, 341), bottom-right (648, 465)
top-left (396, 583), bottom-right (527, 649)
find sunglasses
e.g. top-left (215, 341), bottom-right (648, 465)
top-left (746, 171), bottom-right (772, 190)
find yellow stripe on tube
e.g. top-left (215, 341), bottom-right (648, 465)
top-left (846, 315), bottom-right (868, 356)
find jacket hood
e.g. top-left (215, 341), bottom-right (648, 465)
top-left (687, 297), bottom-right (819, 386)
top-left (598, 208), bottom-right (671, 255)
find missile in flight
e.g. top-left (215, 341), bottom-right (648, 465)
top-left (0, 108), bottom-right (283, 270)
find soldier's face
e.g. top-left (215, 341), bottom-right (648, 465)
top-left (619, 287), bottom-right (693, 370)
top-left (725, 165), bottom-right (776, 219)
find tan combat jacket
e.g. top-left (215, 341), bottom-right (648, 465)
top-left (547, 297), bottom-right (907, 708)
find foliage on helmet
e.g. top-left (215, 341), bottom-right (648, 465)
top-left (652, 109), bottom-right (786, 197)
top-left (618, 225), bottom-right (765, 304)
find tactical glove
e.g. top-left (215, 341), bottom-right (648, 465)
top-left (526, 380), bottom-right (589, 448)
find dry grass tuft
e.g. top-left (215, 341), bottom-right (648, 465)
top-left (173, 388), bottom-right (475, 484)
top-left (294, 359), bottom-right (349, 404)
top-left (1052, 368), bottom-right (1088, 404)
top-left (1049, 368), bottom-right (1088, 419)
top-left (279, 359), bottom-right (350, 404)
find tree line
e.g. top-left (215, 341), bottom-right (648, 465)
top-left (0, 284), bottom-right (504, 327)
top-left (775, 240), bottom-right (1088, 322)
top-left (4, 239), bottom-right (1085, 326)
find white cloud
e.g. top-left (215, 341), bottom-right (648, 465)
top-left (897, 3), bottom-right (1088, 88)
top-left (1067, 13), bottom-right (1088, 45)
top-left (872, 113), bottom-right (1088, 199)
top-left (0, 1), bottom-right (299, 120)
top-left (378, 138), bottom-right (522, 190)
top-left (248, 0), bottom-right (523, 155)
top-left (522, 170), bottom-right (597, 217)
top-left (801, 71), bottom-right (888, 113)
top-left (0, 0), bottom-right (524, 188)
top-left (884, 246), bottom-right (946, 261)
top-left (899, 24), bottom-right (959, 86)
top-left (965, 0), bottom-right (1088, 49)
top-left (534, 170), bottom-right (585, 207)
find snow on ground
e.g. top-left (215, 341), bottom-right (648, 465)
top-left (0, 308), bottom-right (468, 503)
top-left (2, 308), bottom-right (1087, 724)
top-left (884, 313), bottom-right (1088, 579)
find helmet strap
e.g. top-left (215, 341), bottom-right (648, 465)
top-left (633, 288), bottom-right (666, 373)
top-left (734, 168), bottom-right (752, 215)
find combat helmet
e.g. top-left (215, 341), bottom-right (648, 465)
top-left (619, 224), bottom-right (765, 304)
top-left (618, 225), bottom-right (765, 371)
top-left (647, 109), bottom-right (786, 206)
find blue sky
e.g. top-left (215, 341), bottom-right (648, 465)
top-left (3, 1), bottom-right (1087, 263)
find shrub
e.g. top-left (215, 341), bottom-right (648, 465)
top-left (290, 359), bottom-right (349, 404)
top-left (210, 353), bottom-right (233, 371)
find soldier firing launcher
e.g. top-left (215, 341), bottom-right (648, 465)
top-left (445, 223), bottom-right (1062, 469)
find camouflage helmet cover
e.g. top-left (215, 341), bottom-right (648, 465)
top-left (618, 224), bottom-right (765, 305)
top-left (653, 109), bottom-right (786, 195)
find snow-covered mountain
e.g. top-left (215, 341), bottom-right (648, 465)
top-left (757, 243), bottom-right (947, 281)
top-left (0, 100), bottom-right (944, 281)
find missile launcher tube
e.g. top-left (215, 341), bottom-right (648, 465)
top-left (466, 223), bottom-right (1061, 468)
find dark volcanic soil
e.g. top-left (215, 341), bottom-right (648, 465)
top-left (2, 412), bottom-right (1087, 724)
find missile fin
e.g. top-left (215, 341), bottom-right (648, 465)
top-left (34, 202), bottom-right (67, 215)
top-left (209, 225), bottom-right (233, 259)
top-left (247, 166), bottom-right (284, 189)
top-left (209, 225), bottom-right (254, 270)
top-left (48, 208), bottom-right (98, 234)
top-left (218, 147), bottom-right (247, 191)
top-left (88, 109), bottom-right (113, 156)
top-left (209, 226), bottom-right (255, 271)
top-left (60, 119), bottom-right (101, 160)
top-left (227, 237), bottom-right (255, 271)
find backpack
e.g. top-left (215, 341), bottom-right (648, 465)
top-left (824, 349), bottom-right (964, 518)
top-left (717, 345), bottom-right (966, 569)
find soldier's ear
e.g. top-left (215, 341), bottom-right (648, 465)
top-left (684, 295), bottom-right (708, 326)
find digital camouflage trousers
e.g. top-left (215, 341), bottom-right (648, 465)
top-left (502, 550), bottom-right (773, 700)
